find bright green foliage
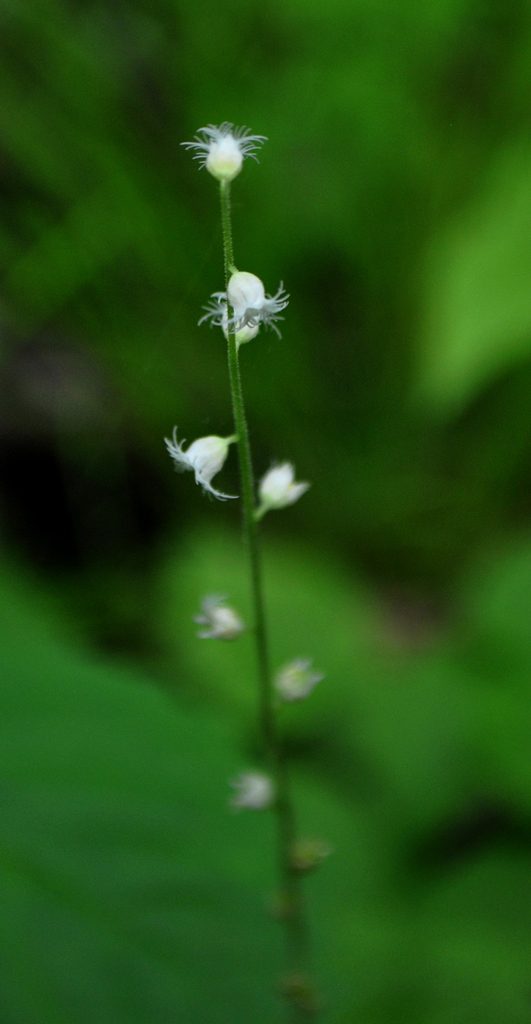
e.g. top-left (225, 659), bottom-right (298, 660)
top-left (417, 143), bottom-right (531, 415)
top-left (3, 0), bottom-right (531, 1021)
top-left (0, 564), bottom-right (283, 1024)
top-left (157, 526), bottom-right (531, 1021)
top-left (2, 529), bottom-right (527, 1022)
top-left (2, 0), bottom-right (531, 588)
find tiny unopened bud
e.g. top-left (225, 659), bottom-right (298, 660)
top-left (194, 595), bottom-right (244, 639)
top-left (275, 658), bottom-right (324, 702)
top-left (229, 772), bottom-right (275, 811)
top-left (290, 838), bottom-right (333, 874)
top-left (255, 463), bottom-right (310, 519)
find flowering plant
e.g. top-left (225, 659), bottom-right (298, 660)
top-left (174, 123), bottom-right (326, 1017)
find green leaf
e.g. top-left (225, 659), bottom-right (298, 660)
top-left (7, 529), bottom-right (531, 1023)
top-left (0, 565), bottom-right (282, 1024)
top-left (416, 141), bottom-right (531, 416)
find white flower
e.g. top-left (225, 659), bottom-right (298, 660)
top-left (229, 272), bottom-right (289, 338)
top-left (181, 123), bottom-right (267, 182)
top-left (255, 463), bottom-right (310, 519)
top-left (275, 658), bottom-right (324, 702)
top-left (199, 292), bottom-right (259, 347)
top-left (164, 429), bottom-right (237, 500)
top-left (194, 595), bottom-right (244, 639)
top-left (229, 772), bottom-right (275, 811)
top-left (199, 271), bottom-right (289, 341)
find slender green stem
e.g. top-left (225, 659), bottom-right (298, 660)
top-left (219, 180), bottom-right (317, 1021)
top-left (220, 180), bottom-right (274, 750)
top-left (219, 179), bottom-right (235, 283)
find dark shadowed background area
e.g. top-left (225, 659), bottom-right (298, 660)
top-left (2, 1), bottom-right (531, 1021)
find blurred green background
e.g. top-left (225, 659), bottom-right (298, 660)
top-left (3, 0), bottom-right (531, 1020)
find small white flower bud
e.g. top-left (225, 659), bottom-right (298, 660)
top-left (206, 133), bottom-right (244, 181)
top-left (199, 294), bottom-right (260, 347)
top-left (164, 429), bottom-right (237, 500)
top-left (181, 123), bottom-right (267, 182)
top-left (275, 658), bottom-right (324, 702)
top-left (227, 271), bottom-right (266, 318)
top-left (228, 271), bottom-right (289, 338)
top-left (221, 304), bottom-right (260, 346)
top-left (194, 595), bottom-right (244, 640)
top-left (255, 463), bottom-right (310, 519)
top-left (199, 272), bottom-right (289, 342)
top-left (229, 772), bottom-right (275, 811)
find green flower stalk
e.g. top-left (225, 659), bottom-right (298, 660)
top-left (177, 122), bottom-right (321, 1021)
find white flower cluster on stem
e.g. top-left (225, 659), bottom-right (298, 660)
top-left (176, 127), bottom-right (329, 1012)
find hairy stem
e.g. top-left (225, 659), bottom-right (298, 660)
top-left (220, 180), bottom-right (273, 750)
top-left (219, 180), bottom-right (316, 1021)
